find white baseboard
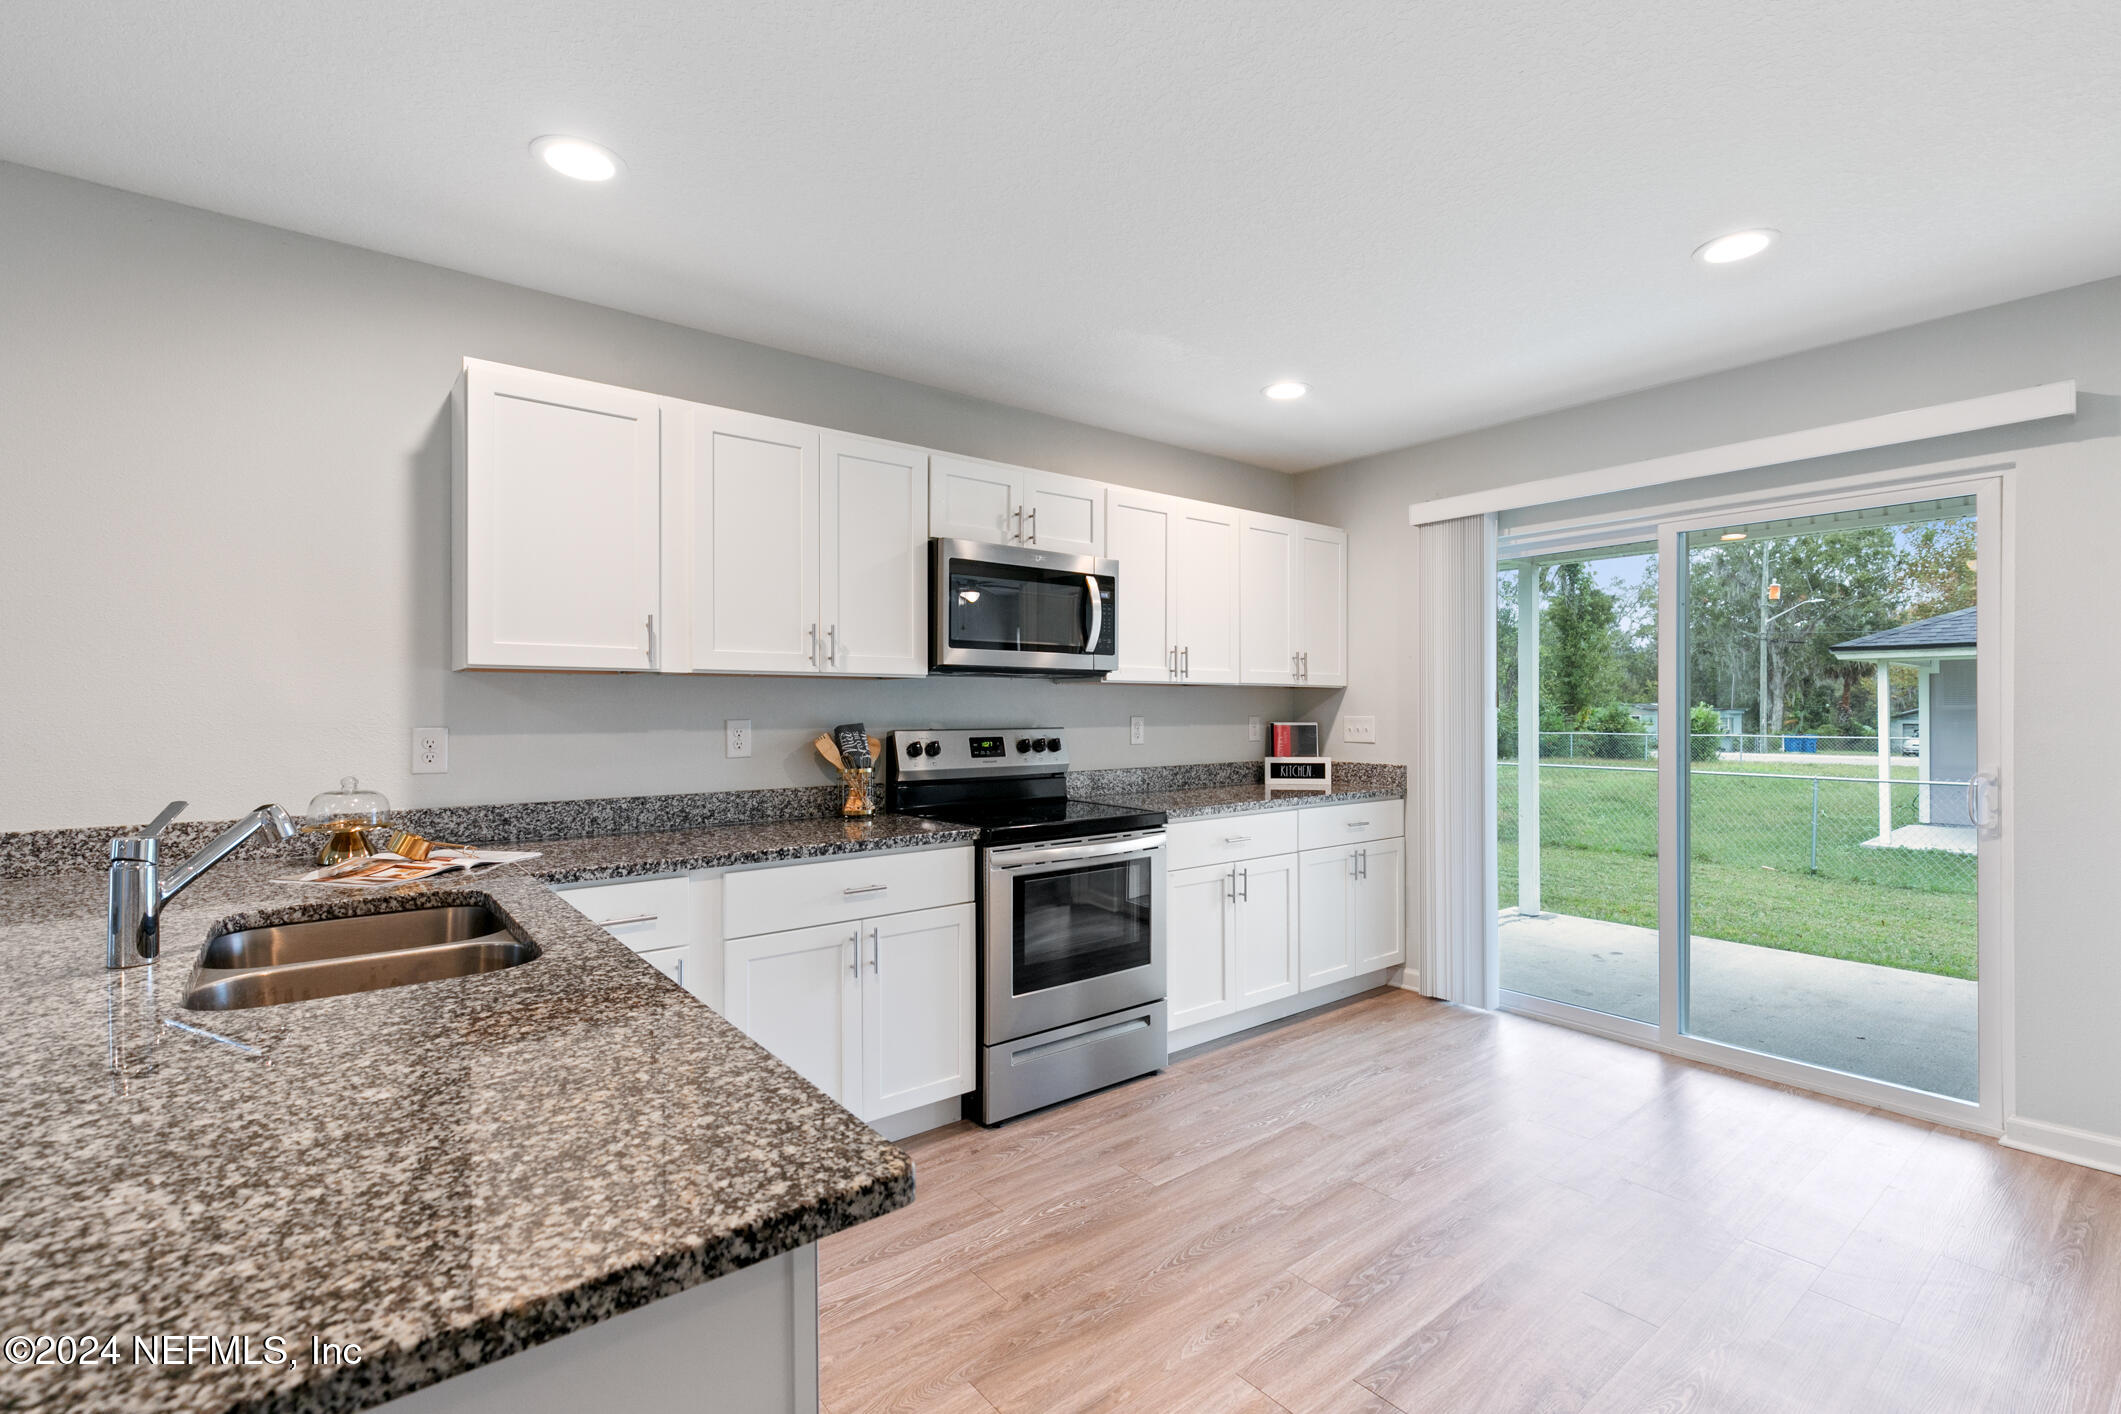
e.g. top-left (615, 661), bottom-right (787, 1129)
top-left (2001, 1116), bottom-right (2121, 1177)
top-left (1170, 971), bottom-right (1395, 1054)
top-left (871, 1095), bottom-right (966, 1142)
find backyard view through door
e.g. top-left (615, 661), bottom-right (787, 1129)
top-left (1681, 500), bottom-right (1978, 1100)
top-left (1497, 495), bottom-right (1981, 1105)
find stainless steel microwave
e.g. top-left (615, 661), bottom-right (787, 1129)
top-left (931, 539), bottom-right (1117, 676)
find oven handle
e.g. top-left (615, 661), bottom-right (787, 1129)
top-left (1083, 574), bottom-right (1103, 654)
top-left (987, 832), bottom-right (1165, 872)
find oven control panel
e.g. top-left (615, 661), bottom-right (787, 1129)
top-left (888, 728), bottom-right (1068, 777)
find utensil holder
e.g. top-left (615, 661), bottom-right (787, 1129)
top-left (839, 765), bottom-right (876, 818)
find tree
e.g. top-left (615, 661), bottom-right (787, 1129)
top-left (1540, 562), bottom-right (1620, 723)
top-left (1688, 704), bottom-right (1724, 762)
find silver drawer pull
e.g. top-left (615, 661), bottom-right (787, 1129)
top-left (1222, 834), bottom-right (1253, 845)
top-left (596, 913), bottom-right (658, 928)
top-left (1345, 820), bottom-right (1371, 829)
top-left (841, 884), bottom-right (890, 897)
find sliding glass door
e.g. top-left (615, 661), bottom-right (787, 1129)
top-left (1496, 475), bottom-right (2002, 1126)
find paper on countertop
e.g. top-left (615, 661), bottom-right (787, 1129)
top-left (276, 848), bottom-right (542, 888)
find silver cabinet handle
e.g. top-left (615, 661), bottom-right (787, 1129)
top-left (1013, 505), bottom-right (1025, 542)
top-left (646, 613), bottom-right (656, 664)
top-left (1027, 506), bottom-right (1038, 544)
top-left (868, 925), bottom-right (880, 972)
top-left (1302, 651), bottom-right (1310, 679)
top-left (1346, 820), bottom-right (1371, 829)
top-left (847, 934), bottom-right (859, 977)
top-left (827, 623), bottom-right (839, 669)
top-left (1223, 834), bottom-right (1252, 845)
top-left (1181, 645), bottom-right (1190, 679)
top-left (1169, 645), bottom-right (1178, 679)
top-left (596, 912), bottom-right (659, 928)
top-left (842, 883), bottom-right (890, 897)
top-left (808, 622), bottom-right (819, 667)
top-left (1226, 868), bottom-right (1237, 902)
top-left (1238, 865), bottom-right (1249, 902)
top-left (1359, 848), bottom-right (1369, 880)
top-left (1292, 651), bottom-right (1300, 679)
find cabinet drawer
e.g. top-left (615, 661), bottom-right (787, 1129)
top-left (1166, 811), bottom-right (1300, 872)
top-left (1297, 800), bottom-right (1404, 851)
top-left (556, 874), bottom-right (693, 954)
top-left (725, 846), bottom-right (974, 939)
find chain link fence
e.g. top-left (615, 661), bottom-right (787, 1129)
top-left (1496, 759), bottom-right (1978, 978)
top-left (1521, 731), bottom-right (1912, 760)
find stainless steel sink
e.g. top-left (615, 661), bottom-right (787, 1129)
top-left (183, 905), bottom-right (539, 1010)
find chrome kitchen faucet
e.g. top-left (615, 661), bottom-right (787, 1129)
top-left (107, 800), bottom-right (298, 968)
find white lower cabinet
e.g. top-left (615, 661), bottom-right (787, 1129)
top-left (1298, 838), bottom-right (1406, 989)
top-left (1166, 853), bottom-right (1301, 1027)
top-left (723, 921), bottom-right (864, 1109)
top-left (860, 905), bottom-right (977, 1118)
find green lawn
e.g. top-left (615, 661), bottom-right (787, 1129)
top-left (1498, 760), bottom-right (1976, 980)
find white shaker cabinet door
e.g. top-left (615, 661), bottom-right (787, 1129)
top-left (1167, 862), bottom-right (1239, 1029)
top-left (1298, 847), bottom-right (1357, 991)
top-left (724, 921), bottom-right (862, 1108)
top-left (1239, 513), bottom-right (1299, 686)
top-left (1019, 467), bottom-right (1104, 557)
top-left (455, 360), bottom-right (664, 671)
top-left (859, 903), bottom-right (976, 1121)
top-left (1169, 500), bottom-right (1242, 685)
top-left (682, 407), bottom-right (822, 674)
top-left (1351, 837), bottom-right (1407, 973)
top-left (821, 432), bottom-right (928, 677)
top-left (1296, 523), bottom-right (1349, 687)
top-left (929, 453), bottom-right (1022, 544)
top-left (1233, 853), bottom-right (1301, 1007)
top-left (1105, 485), bottom-right (1178, 684)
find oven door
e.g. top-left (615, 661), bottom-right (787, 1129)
top-left (933, 539), bottom-right (1118, 675)
top-left (982, 831), bottom-right (1166, 1044)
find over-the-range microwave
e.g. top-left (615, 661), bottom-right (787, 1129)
top-left (930, 538), bottom-right (1117, 677)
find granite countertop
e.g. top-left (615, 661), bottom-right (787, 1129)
top-left (0, 814), bottom-right (974, 1414)
top-left (1079, 780), bottom-right (1405, 820)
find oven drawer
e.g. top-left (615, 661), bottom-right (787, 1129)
top-left (1297, 800), bottom-right (1405, 851)
top-left (1165, 811), bottom-right (1301, 871)
top-left (977, 1001), bottom-right (1167, 1125)
top-left (724, 846), bottom-right (974, 939)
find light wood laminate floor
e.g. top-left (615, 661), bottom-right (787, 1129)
top-left (819, 990), bottom-right (2121, 1413)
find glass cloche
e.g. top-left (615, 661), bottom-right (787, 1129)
top-left (305, 776), bottom-right (391, 865)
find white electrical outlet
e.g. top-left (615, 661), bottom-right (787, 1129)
top-left (411, 727), bottom-right (448, 774)
top-left (1343, 716), bottom-right (1377, 744)
top-left (725, 719), bottom-right (752, 758)
top-left (1130, 716), bottom-right (1146, 746)
top-left (1248, 716), bottom-right (1263, 743)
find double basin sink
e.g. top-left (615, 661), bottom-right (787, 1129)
top-left (183, 904), bottom-right (539, 1010)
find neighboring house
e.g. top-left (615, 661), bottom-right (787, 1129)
top-left (1891, 706), bottom-right (1922, 747)
top-left (1831, 606), bottom-right (1976, 829)
top-left (1627, 704), bottom-right (1745, 736)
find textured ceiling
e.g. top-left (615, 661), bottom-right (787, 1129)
top-left (3, 1), bottom-right (2117, 471)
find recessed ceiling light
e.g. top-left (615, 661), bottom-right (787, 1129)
top-left (1694, 229), bottom-right (1777, 265)
top-left (1263, 381), bottom-right (1309, 401)
top-left (532, 135), bottom-right (621, 182)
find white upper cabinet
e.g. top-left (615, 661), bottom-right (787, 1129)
top-left (930, 453), bottom-right (1102, 556)
top-left (821, 433), bottom-right (929, 677)
top-left (1239, 513), bottom-right (1300, 686)
top-left (1296, 524), bottom-right (1349, 687)
top-left (1105, 485), bottom-right (1178, 683)
top-left (1019, 468), bottom-right (1103, 556)
top-left (1170, 499), bottom-right (1242, 684)
top-left (454, 360), bottom-right (664, 670)
top-left (677, 407), bottom-right (822, 674)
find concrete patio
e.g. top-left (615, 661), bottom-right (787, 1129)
top-left (1499, 912), bottom-right (1977, 1100)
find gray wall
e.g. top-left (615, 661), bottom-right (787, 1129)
top-left (1295, 275), bottom-right (2121, 1149)
top-left (0, 161), bottom-right (1299, 830)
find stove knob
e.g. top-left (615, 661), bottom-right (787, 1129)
top-left (1030, 738), bottom-right (1047, 753)
top-left (904, 740), bottom-right (923, 759)
top-left (1016, 738), bottom-right (1032, 753)
top-left (1045, 736), bottom-right (1062, 753)
top-left (923, 740), bottom-right (942, 758)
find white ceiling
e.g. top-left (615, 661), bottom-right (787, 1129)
top-left (4, 2), bottom-right (2118, 472)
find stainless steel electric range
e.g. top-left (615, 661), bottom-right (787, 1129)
top-left (886, 729), bottom-right (1169, 1125)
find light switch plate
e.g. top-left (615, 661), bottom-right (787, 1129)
top-left (411, 727), bottom-right (448, 774)
top-left (1247, 716), bottom-right (1263, 743)
top-left (1129, 716), bottom-right (1146, 746)
top-left (1343, 716), bottom-right (1377, 744)
top-left (725, 719), bottom-right (752, 758)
